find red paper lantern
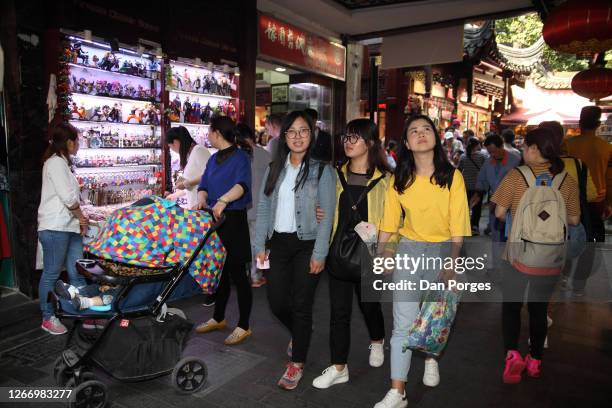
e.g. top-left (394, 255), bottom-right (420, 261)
top-left (543, 0), bottom-right (612, 56)
top-left (571, 67), bottom-right (612, 101)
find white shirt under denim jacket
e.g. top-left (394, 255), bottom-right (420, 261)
top-left (37, 154), bottom-right (81, 233)
top-left (254, 158), bottom-right (337, 262)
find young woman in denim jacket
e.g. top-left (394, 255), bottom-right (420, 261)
top-left (254, 110), bottom-right (336, 390)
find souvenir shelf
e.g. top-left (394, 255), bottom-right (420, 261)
top-left (65, 36), bottom-right (164, 211)
top-left (165, 60), bottom-right (239, 147)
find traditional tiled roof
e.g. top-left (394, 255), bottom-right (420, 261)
top-left (529, 67), bottom-right (574, 89)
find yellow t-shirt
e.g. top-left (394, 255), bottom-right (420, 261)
top-left (381, 170), bottom-right (471, 242)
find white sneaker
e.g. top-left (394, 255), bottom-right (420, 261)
top-left (374, 388), bottom-right (408, 408)
top-left (423, 358), bottom-right (440, 387)
top-left (369, 341), bottom-right (385, 367)
top-left (312, 365), bottom-right (349, 389)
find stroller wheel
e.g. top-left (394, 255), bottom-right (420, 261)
top-left (69, 380), bottom-right (107, 408)
top-left (172, 357), bottom-right (207, 394)
top-left (53, 356), bottom-right (72, 387)
top-left (66, 371), bottom-right (96, 388)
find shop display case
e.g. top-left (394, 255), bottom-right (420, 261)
top-left (165, 60), bottom-right (239, 208)
top-left (64, 36), bottom-right (164, 216)
top-left (165, 61), bottom-right (239, 147)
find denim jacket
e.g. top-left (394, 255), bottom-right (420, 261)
top-left (254, 159), bottom-right (337, 262)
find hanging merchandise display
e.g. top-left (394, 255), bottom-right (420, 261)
top-left (59, 35), bottom-right (164, 220)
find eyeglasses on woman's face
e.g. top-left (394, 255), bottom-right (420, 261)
top-left (285, 128), bottom-right (311, 139)
top-left (342, 133), bottom-right (362, 144)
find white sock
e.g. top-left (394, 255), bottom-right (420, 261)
top-left (67, 285), bottom-right (80, 299)
top-left (78, 297), bottom-right (93, 310)
top-left (102, 295), bottom-right (113, 305)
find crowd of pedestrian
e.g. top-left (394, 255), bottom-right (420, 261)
top-left (36, 105), bottom-right (610, 407)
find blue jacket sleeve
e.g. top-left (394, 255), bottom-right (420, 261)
top-left (311, 164), bottom-right (337, 262)
top-left (198, 157), bottom-right (211, 192)
top-left (254, 166), bottom-right (271, 255)
top-left (234, 152), bottom-right (252, 204)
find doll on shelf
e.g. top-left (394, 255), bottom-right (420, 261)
top-left (202, 75), bottom-right (212, 94)
top-left (70, 103), bottom-right (81, 120)
top-left (89, 106), bottom-right (104, 121)
top-left (126, 107), bottom-right (144, 124)
top-left (183, 97), bottom-right (193, 124)
top-left (124, 84), bottom-right (136, 99)
top-left (109, 81), bottom-right (122, 97)
top-left (99, 52), bottom-right (118, 71)
top-left (168, 95), bottom-right (181, 122)
top-left (193, 76), bottom-right (202, 93)
top-left (192, 99), bottom-right (201, 124)
top-left (174, 71), bottom-right (183, 90)
top-left (209, 74), bottom-right (219, 95)
top-left (148, 60), bottom-right (160, 77)
top-left (108, 103), bottom-right (122, 123)
top-left (136, 85), bottom-right (146, 100)
top-left (201, 102), bottom-right (212, 125)
top-left (92, 54), bottom-right (99, 67)
top-left (183, 69), bottom-right (192, 92)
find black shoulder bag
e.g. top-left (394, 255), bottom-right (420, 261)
top-left (328, 169), bottom-right (384, 282)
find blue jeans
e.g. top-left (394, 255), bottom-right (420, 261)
top-left (38, 230), bottom-right (86, 319)
top-left (390, 238), bottom-right (444, 381)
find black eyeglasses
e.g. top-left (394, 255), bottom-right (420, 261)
top-left (342, 133), bottom-right (362, 144)
top-left (285, 128), bottom-right (311, 139)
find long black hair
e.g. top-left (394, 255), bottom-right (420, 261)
top-left (235, 123), bottom-right (255, 156)
top-left (264, 110), bottom-right (315, 196)
top-left (524, 127), bottom-right (565, 175)
top-left (210, 116), bottom-right (251, 152)
top-left (343, 118), bottom-right (390, 178)
top-left (166, 126), bottom-right (196, 169)
top-left (394, 114), bottom-right (454, 193)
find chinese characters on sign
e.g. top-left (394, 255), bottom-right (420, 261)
top-left (259, 14), bottom-right (346, 81)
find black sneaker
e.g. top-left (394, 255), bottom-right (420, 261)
top-left (54, 281), bottom-right (73, 300)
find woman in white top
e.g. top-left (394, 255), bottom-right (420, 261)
top-left (38, 123), bottom-right (88, 335)
top-left (166, 126), bottom-right (210, 209)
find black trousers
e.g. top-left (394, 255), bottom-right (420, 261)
top-left (467, 190), bottom-right (482, 230)
top-left (266, 232), bottom-right (320, 363)
top-left (213, 258), bottom-right (252, 330)
top-left (329, 273), bottom-right (385, 364)
top-left (502, 266), bottom-right (558, 360)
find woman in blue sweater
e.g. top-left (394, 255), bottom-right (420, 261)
top-left (254, 110), bottom-right (336, 390)
top-left (194, 116), bottom-right (253, 346)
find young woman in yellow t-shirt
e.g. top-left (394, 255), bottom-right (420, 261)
top-left (374, 115), bottom-right (471, 408)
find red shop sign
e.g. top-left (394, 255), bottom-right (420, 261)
top-left (258, 14), bottom-right (346, 81)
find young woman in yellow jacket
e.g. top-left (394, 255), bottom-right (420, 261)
top-left (312, 118), bottom-right (394, 390)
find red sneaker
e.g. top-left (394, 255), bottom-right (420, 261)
top-left (278, 362), bottom-right (303, 390)
top-left (524, 355), bottom-right (541, 378)
top-left (41, 317), bottom-right (67, 335)
top-left (503, 350), bottom-right (526, 384)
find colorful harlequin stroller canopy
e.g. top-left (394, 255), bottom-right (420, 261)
top-left (85, 196), bottom-right (226, 293)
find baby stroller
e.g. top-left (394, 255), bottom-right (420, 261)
top-left (51, 198), bottom-right (226, 408)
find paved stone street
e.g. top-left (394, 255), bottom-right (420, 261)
top-left (1, 262), bottom-right (611, 408)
